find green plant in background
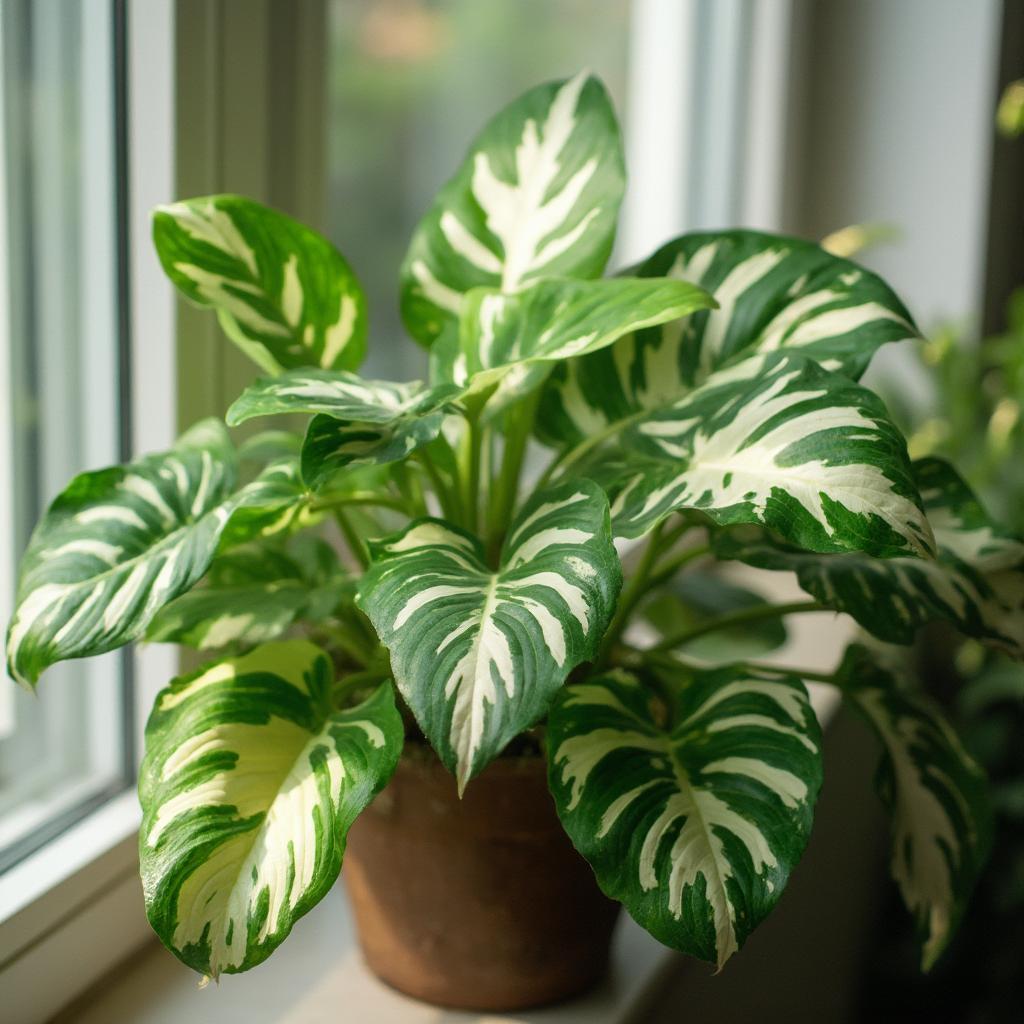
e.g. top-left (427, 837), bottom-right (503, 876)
top-left (4, 73), bottom-right (1016, 981)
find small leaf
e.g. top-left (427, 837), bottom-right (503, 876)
top-left (153, 195), bottom-right (366, 373)
top-left (539, 228), bottom-right (917, 446)
top-left (356, 480), bottom-right (621, 790)
top-left (837, 645), bottom-right (993, 969)
top-left (607, 351), bottom-right (934, 557)
top-left (715, 458), bottom-right (1024, 657)
top-left (442, 276), bottom-right (715, 413)
top-left (301, 411), bottom-right (449, 487)
top-left (6, 420), bottom-right (241, 685)
top-left (547, 665), bottom-right (823, 969)
top-left (139, 641), bottom-right (402, 977)
top-left (401, 72), bottom-right (625, 346)
top-left (227, 368), bottom-right (458, 426)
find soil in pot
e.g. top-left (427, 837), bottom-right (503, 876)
top-left (342, 745), bottom-right (620, 1012)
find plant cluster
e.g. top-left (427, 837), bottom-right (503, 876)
top-left (5, 73), bottom-right (1016, 980)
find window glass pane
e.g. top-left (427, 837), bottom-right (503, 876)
top-left (325, 0), bottom-right (633, 379)
top-left (0, 0), bottom-right (129, 869)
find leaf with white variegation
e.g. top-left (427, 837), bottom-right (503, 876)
top-left (837, 645), bottom-right (992, 969)
top-left (714, 458), bottom-right (1024, 657)
top-left (153, 195), bottom-right (367, 373)
top-left (539, 229), bottom-right (917, 446)
top-left (401, 73), bottom-right (625, 346)
top-left (147, 537), bottom-right (351, 650)
top-left (547, 665), bottom-right (822, 968)
top-left (606, 351), bottom-right (934, 556)
top-left (356, 480), bottom-right (621, 790)
top-left (227, 368), bottom-right (459, 426)
top-left (434, 276), bottom-right (715, 415)
top-left (5, 420), bottom-right (243, 685)
top-left (139, 641), bottom-right (402, 978)
top-left (226, 368), bottom-right (460, 483)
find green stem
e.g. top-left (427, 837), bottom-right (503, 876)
top-left (597, 521), bottom-right (669, 666)
top-left (334, 509), bottom-right (369, 570)
top-left (416, 451), bottom-right (459, 521)
top-left (459, 416), bottom-right (483, 534)
top-left (536, 406), bottom-right (650, 489)
top-left (486, 389), bottom-right (541, 562)
top-left (648, 599), bottom-right (825, 653)
top-left (644, 542), bottom-right (711, 592)
top-left (309, 492), bottom-right (407, 515)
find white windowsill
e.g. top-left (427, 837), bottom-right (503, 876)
top-left (59, 889), bottom-right (678, 1024)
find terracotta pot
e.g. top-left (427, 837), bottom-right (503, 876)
top-left (342, 750), bottom-right (620, 1011)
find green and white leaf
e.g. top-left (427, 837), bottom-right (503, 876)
top-left (837, 645), bottom-right (992, 969)
top-left (400, 72), bottom-right (625, 346)
top-left (300, 411), bottom-right (449, 488)
top-left (434, 276), bottom-right (715, 414)
top-left (547, 665), bottom-right (823, 969)
top-left (153, 195), bottom-right (366, 373)
top-left (226, 368), bottom-right (459, 426)
top-left (606, 352), bottom-right (933, 556)
top-left (715, 458), bottom-right (1024, 657)
top-left (139, 641), bottom-right (402, 978)
top-left (539, 228), bottom-right (917, 446)
top-left (357, 480), bottom-right (621, 790)
top-left (147, 537), bottom-right (350, 650)
top-left (218, 456), bottom-right (314, 549)
top-left (5, 420), bottom-right (243, 686)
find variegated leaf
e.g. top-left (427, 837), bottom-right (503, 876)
top-left (837, 645), bottom-right (992, 969)
top-left (153, 195), bottom-right (366, 373)
top-left (356, 480), bottom-right (621, 790)
top-left (147, 537), bottom-right (350, 650)
top-left (301, 411), bottom-right (448, 488)
top-left (226, 368), bottom-right (458, 426)
top-left (539, 229), bottom-right (917, 447)
top-left (715, 458), bottom-right (1024, 656)
top-left (435, 276), bottom-right (715, 414)
top-left (401, 72), bottom-right (625, 346)
top-left (5, 420), bottom-right (243, 685)
top-left (227, 369), bottom-right (460, 484)
top-left (139, 641), bottom-right (402, 977)
top-left (218, 456), bottom-right (314, 549)
top-left (607, 352), bottom-right (934, 556)
top-left (547, 666), bottom-right (823, 969)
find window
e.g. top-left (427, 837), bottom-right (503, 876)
top-left (0, 0), bottom-right (133, 872)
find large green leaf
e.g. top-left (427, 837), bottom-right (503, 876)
top-left (539, 229), bottom-right (917, 446)
top-left (837, 645), bottom-right (992, 969)
top-left (5, 420), bottom-right (244, 685)
top-left (433, 276), bottom-right (715, 413)
top-left (356, 480), bottom-right (621, 790)
top-left (139, 641), bottom-right (402, 977)
top-left (547, 665), bottom-right (823, 969)
top-left (715, 458), bottom-right (1024, 656)
top-left (147, 537), bottom-right (350, 650)
top-left (401, 73), bottom-right (625, 346)
top-left (153, 195), bottom-right (366, 373)
top-left (605, 352), bottom-right (933, 556)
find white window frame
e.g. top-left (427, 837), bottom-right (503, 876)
top-left (0, 3), bottom-right (176, 1020)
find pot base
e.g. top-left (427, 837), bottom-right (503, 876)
top-left (343, 751), bottom-right (619, 1012)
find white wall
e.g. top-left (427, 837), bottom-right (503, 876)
top-left (794, 0), bottom-right (1002, 332)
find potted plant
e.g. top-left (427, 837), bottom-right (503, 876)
top-left (5, 73), bottom-right (1011, 1011)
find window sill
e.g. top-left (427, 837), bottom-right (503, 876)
top-left (56, 889), bottom-right (677, 1024)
